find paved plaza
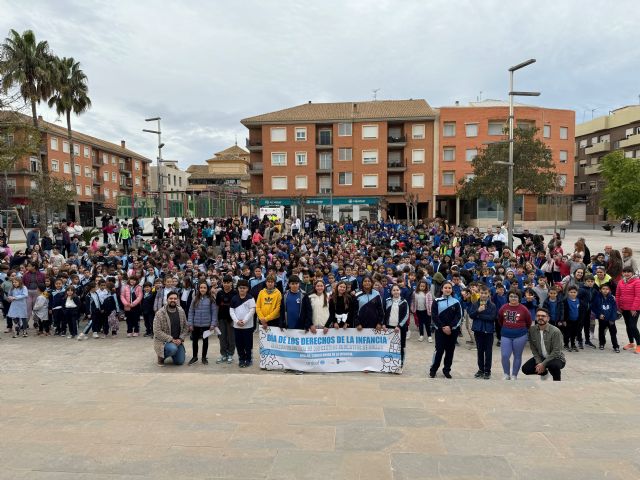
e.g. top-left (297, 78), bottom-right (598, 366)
top-left (1, 322), bottom-right (639, 480)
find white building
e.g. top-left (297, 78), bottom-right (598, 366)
top-left (149, 160), bottom-right (190, 200)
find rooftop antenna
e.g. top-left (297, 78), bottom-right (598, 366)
top-left (372, 88), bottom-right (380, 101)
top-left (234, 134), bottom-right (237, 146)
top-left (591, 108), bottom-right (597, 120)
top-left (477, 91), bottom-right (483, 102)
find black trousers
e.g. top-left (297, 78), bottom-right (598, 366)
top-left (474, 331), bottom-right (494, 374)
top-left (234, 327), bottom-right (253, 363)
top-left (125, 308), bottom-right (140, 333)
top-left (521, 357), bottom-right (565, 381)
top-left (191, 326), bottom-right (209, 359)
top-left (91, 311), bottom-right (106, 334)
top-left (598, 320), bottom-right (619, 348)
top-left (621, 310), bottom-right (640, 345)
top-left (143, 312), bottom-right (154, 334)
top-left (495, 319), bottom-right (502, 340)
top-left (560, 321), bottom-right (580, 347)
top-left (430, 328), bottom-right (459, 375)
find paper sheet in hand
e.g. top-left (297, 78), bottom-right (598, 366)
top-left (202, 330), bottom-right (213, 339)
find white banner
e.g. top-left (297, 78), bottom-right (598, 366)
top-left (258, 328), bottom-right (402, 374)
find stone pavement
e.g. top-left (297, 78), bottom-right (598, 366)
top-left (1, 325), bottom-right (639, 480)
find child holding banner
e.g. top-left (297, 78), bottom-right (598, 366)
top-left (328, 281), bottom-right (354, 328)
top-left (257, 275), bottom-right (282, 330)
top-left (354, 276), bottom-right (384, 330)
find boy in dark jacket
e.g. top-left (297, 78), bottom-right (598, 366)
top-left (562, 286), bottom-right (588, 352)
top-left (491, 282), bottom-right (508, 346)
top-left (591, 283), bottom-right (619, 352)
top-left (141, 282), bottom-right (156, 337)
top-left (542, 287), bottom-right (564, 326)
top-left (578, 274), bottom-right (598, 349)
top-left (469, 286), bottom-right (497, 379)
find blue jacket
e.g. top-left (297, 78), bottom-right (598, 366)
top-left (469, 300), bottom-right (497, 333)
top-left (187, 296), bottom-right (218, 328)
top-left (431, 295), bottom-right (463, 330)
top-left (591, 293), bottom-right (618, 322)
top-left (384, 297), bottom-right (409, 328)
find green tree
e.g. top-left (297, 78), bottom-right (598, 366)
top-left (600, 150), bottom-right (640, 219)
top-left (0, 29), bottom-right (53, 128)
top-left (29, 171), bottom-right (76, 218)
top-left (48, 56), bottom-right (92, 223)
top-left (457, 127), bottom-right (558, 208)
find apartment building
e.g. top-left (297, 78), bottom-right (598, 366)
top-left (149, 160), bottom-right (190, 201)
top-left (437, 100), bottom-right (575, 227)
top-left (574, 105), bottom-right (640, 222)
top-left (241, 100), bottom-right (436, 221)
top-left (2, 113), bottom-right (151, 225)
top-left (186, 144), bottom-right (250, 193)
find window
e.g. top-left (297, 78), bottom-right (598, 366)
top-left (319, 152), bottom-right (332, 170)
top-left (517, 121), bottom-right (534, 130)
top-left (559, 127), bottom-right (568, 140)
top-left (75, 185), bottom-right (81, 195)
top-left (338, 148), bottom-right (352, 161)
top-left (443, 122), bottom-right (456, 137)
top-left (559, 150), bottom-right (568, 163)
top-left (103, 172), bottom-right (109, 182)
top-left (411, 174), bottom-right (425, 188)
top-left (465, 149), bottom-right (478, 162)
top-left (412, 124), bottom-right (425, 139)
top-left (362, 150), bottom-right (378, 164)
top-left (318, 129), bottom-right (332, 145)
top-left (84, 166), bottom-right (91, 177)
top-left (63, 141), bottom-right (70, 153)
top-left (135, 177), bottom-right (141, 186)
top-left (543, 125), bottom-right (551, 138)
top-left (111, 156), bottom-right (116, 165)
top-left (30, 180), bottom-right (36, 190)
top-left (84, 185), bottom-right (91, 196)
top-left (295, 175), bottom-right (307, 189)
top-left (338, 172), bottom-right (352, 185)
top-left (51, 160), bottom-right (59, 172)
top-left (103, 154), bottom-right (108, 164)
top-left (270, 127), bottom-right (286, 142)
top-left (271, 176), bottom-right (287, 190)
top-left (412, 149), bottom-right (425, 164)
top-left (600, 134), bottom-right (610, 143)
top-left (338, 123), bottom-right (352, 136)
top-left (74, 165), bottom-right (80, 175)
top-left (105, 188), bottom-right (110, 197)
top-left (579, 139), bottom-right (587, 148)
top-left (465, 123), bottom-right (478, 137)
top-left (135, 161), bottom-right (140, 171)
top-left (64, 162), bottom-right (70, 173)
top-left (178, 177), bottom-right (182, 187)
top-left (362, 125), bottom-right (378, 139)
top-left (111, 172), bottom-right (116, 182)
top-left (51, 137), bottom-right (58, 150)
top-left (30, 156), bottom-right (39, 173)
top-left (112, 191), bottom-right (118, 199)
top-left (442, 171), bottom-right (455, 186)
top-left (591, 136), bottom-right (598, 145)
top-left (271, 152), bottom-right (287, 166)
top-left (625, 150), bottom-right (634, 158)
top-left (464, 174), bottom-right (475, 182)
top-left (295, 152), bottom-right (307, 166)
top-left (488, 122), bottom-right (504, 136)
top-left (84, 146), bottom-right (90, 158)
top-left (362, 174), bottom-right (378, 188)
top-left (318, 176), bottom-right (331, 193)
top-left (625, 127), bottom-right (634, 138)
top-left (579, 182), bottom-right (586, 191)
top-left (557, 174), bottom-right (567, 187)
top-left (73, 144), bottom-right (80, 156)
top-left (443, 147), bottom-right (455, 161)
top-left (295, 127), bottom-right (307, 141)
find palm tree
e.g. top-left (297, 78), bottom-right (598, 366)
top-left (48, 56), bottom-right (91, 223)
top-left (0, 29), bottom-right (53, 128)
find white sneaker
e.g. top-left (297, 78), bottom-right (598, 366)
top-left (406, 330), bottom-right (411, 340)
top-left (67, 335), bottom-right (72, 339)
top-left (92, 332), bottom-right (99, 339)
top-left (77, 333), bottom-right (84, 341)
top-left (511, 375), bottom-right (517, 381)
top-left (427, 336), bottom-right (433, 343)
top-left (503, 374), bottom-right (511, 380)
top-left (419, 336), bottom-right (424, 342)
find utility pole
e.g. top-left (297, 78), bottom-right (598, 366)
top-left (143, 118), bottom-right (165, 231)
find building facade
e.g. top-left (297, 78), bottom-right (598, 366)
top-left (2, 113), bottom-right (151, 225)
top-left (149, 161), bottom-right (190, 201)
top-left (574, 105), bottom-right (640, 223)
top-left (186, 144), bottom-right (250, 193)
top-left (241, 100), bottom-right (436, 221)
top-left (437, 100), bottom-right (575, 227)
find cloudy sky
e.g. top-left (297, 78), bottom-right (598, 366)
top-left (2, 0), bottom-right (639, 167)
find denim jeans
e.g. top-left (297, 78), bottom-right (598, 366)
top-left (164, 341), bottom-right (186, 365)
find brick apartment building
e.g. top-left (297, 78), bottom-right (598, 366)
top-left (574, 105), bottom-right (640, 222)
top-left (241, 100), bottom-right (436, 221)
top-left (2, 113), bottom-right (151, 225)
top-left (437, 100), bottom-right (575, 227)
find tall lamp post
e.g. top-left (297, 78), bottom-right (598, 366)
top-left (143, 117), bottom-right (165, 230)
top-left (504, 59), bottom-right (540, 250)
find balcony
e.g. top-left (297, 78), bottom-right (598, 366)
top-left (119, 164), bottom-right (131, 174)
top-left (585, 141), bottom-right (610, 155)
top-left (4, 185), bottom-right (31, 197)
top-left (93, 193), bottom-right (106, 202)
top-left (387, 159), bottom-right (406, 172)
top-left (620, 133), bottom-right (640, 149)
top-left (92, 157), bottom-right (102, 167)
top-left (584, 164), bottom-right (602, 175)
top-left (245, 138), bottom-right (263, 152)
top-left (120, 179), bottom-right (133, 189)
top-left (387, 135), bottom-right (407, 148)
top-left (387, 185), bottom-right (404, 195)
top-left (249, 162), bottom-right (263, 175)
top-left (92, 176), bottom-right (102, 186)
top-left (316, 131), bottom-right (333, 149)
top-left (317, 161), bottom-right (332, 173)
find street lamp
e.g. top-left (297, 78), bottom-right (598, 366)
top-left (143, 117), bottom-right (165, 231)
top-left (505, 58), bottom-right (540, 249)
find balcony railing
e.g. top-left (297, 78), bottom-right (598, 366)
top-left (93, 193), bottom-right (106, 202)
top-left (3, 185), bottom-right (31, 197)
top-left (119, 164), bottom-right (131, 173)
top-left (316, 135), bottom-right (333, 148)
top-left (387, 185), bottom-right (404, 194)
top-left (249, 162), bottom-right (264, 174)
top-left (585, 141), bottom-right (610, 155)
top-left (620, 133), bottom-right (640, 149)
top-left (92, 176), bottom-right (102, 186)
top-left (387, 160), bottom-right (406, 170)
top-left (584, 164), bottom-right (602, 175)
top-left (92, 157), bottom-right (102, 167)
top-left (120, 179), bottom-right (133, 189)
top-left (245, 138), bottom-right (263, 151)
top-left (387, 135), bottom-right (407, 148)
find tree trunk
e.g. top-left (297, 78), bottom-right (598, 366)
top-left (67, 111), bottom-right (80, 223)
top-left (31, 98), bottom-right (48, 234)
top-left (30, 99), bottom-right (38, 128)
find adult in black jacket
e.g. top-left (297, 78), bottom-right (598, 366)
top-left (469, 286), bottom-right (498, 379)
top-left (429, 281), bottom-right (463, 379)
top-left (354, 277), bottom-right (384, 330)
